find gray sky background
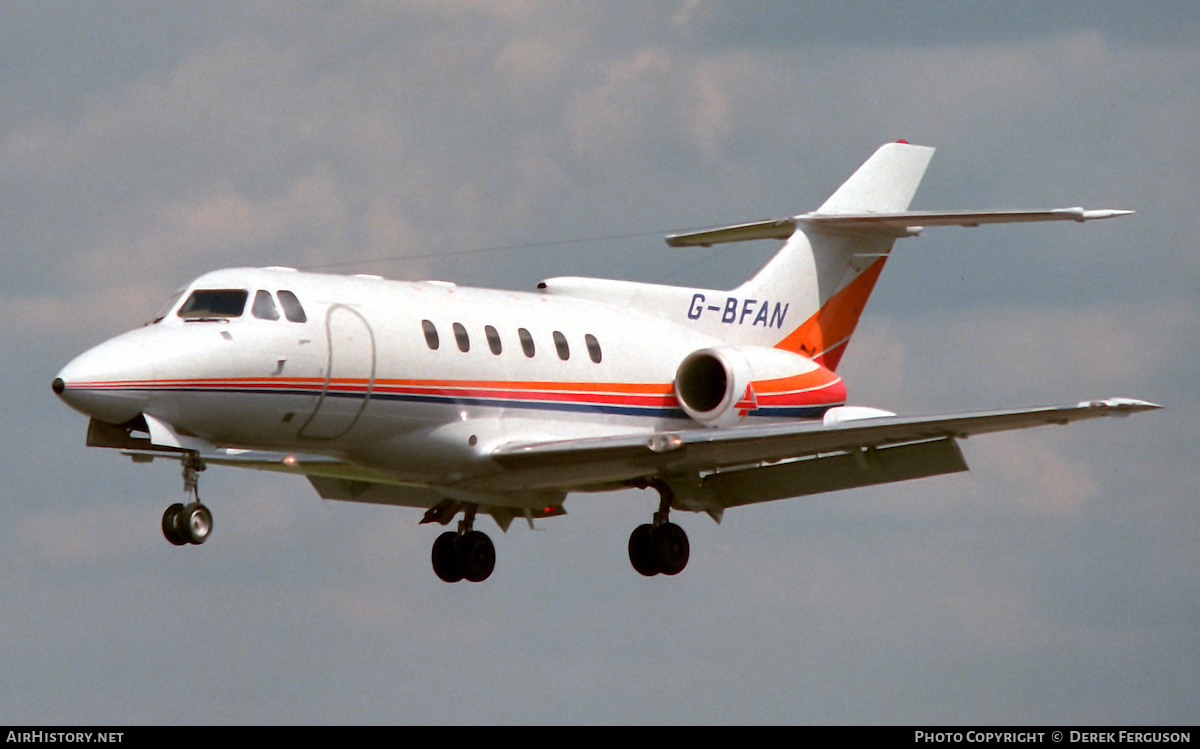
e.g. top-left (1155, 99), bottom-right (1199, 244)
top-left (2, 0), bottom-right (1197, 724)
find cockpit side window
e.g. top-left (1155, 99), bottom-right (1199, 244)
top-left (150, 288), bottom-right (186, 325)
top-left (276, 290), bottom-right (307, 323)
top-left (177, 290), bottom-right (249, 319)
top-left (252, 290), bottom-right (280, 321)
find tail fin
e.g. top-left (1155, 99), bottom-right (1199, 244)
top-left (815, 141), bottom-right (935, 214)
top-left (734, 142), bottom-right (935, 370)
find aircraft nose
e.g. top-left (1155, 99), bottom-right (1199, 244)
top-left (54, 332), bottom-right (157, 424)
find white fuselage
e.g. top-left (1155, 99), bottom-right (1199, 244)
top-left (55, 267), bottom-right (846, 501)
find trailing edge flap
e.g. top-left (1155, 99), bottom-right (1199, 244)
top-left (683, 438), bottom-right (968, 511)
top-left (491, 398), bottom-right (1160, 476)
top-left (664, 208), bottom-right (1133, 246)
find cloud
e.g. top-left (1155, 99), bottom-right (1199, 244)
top-left (844, 298), bottom-right (1194, 410)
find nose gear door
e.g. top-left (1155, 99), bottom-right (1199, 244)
top-left (298, 304), bottom-right (375, 440)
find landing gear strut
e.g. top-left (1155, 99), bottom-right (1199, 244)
top-left (628, 479), bottom-right (690, 576)
top-left (162, 453), bottom-right (213, 546)
top-left (430, 504), bottom-right (495, 583)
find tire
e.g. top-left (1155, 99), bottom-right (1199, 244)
top-left (180, 503), bottom-right (213, 545)
top-left (458, 531), bottom-right (496, 583)
top-left (432, 531), bottom-right (464, 583)
top-left (651, 523), bottom-right (689, 576)
top-left (162, 503), bottom-right (187, 546)
top-left (628, 523), bottom-right (659, 576)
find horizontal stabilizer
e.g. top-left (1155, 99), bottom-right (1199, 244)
top-left (798, 207), bottom-right (1134, 235)
top-left (664, 207), bottom-right (1132, 246)
top-left (665, 218), bottom-right (796, 247)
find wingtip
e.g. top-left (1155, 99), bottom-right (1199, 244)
top-left (1080, 397), bottom-right (1163, 414)
top-left (1080, 209), bottom-right (1135, 221)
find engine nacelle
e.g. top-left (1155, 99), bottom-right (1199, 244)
top-left (674, 346), bottom-right (842, 427)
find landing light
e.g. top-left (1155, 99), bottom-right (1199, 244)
top-left (647, 434), bottom-right (683, 453)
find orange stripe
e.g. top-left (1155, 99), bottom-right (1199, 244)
top-left (750, 368), bottom-right (841, 395)
top-left (773, 257), bottom-right (886, 371)
top-left (372, 378), bottom-right (674, 394)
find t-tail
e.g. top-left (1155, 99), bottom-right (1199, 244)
top-left (665, 141), bottom-right (1131, 370)
top-left (731, 142), bottom-right (933, 369)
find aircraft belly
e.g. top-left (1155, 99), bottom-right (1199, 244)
top-left (339, 409), bottom-right (690, 489)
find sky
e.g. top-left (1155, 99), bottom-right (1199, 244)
top-left (2, 0), bottom-right (1198, 725)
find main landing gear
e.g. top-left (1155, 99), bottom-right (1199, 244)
top-left (430, 504), bottom-right (496, 583)
top-left (161, 453), bottom-right (213, 546)
top-left (628, 479), bottom-right (690, 577)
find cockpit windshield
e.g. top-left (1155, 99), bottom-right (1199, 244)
top-left (177, 290), bottom-right (249, 320)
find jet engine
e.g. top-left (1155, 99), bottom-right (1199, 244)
top-left (673, 346), bottom-right (840, 427)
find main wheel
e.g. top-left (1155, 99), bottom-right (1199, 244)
top-left (651, 522), bottom-right (689, 576)
top-left (162, 503), bottom-right (187, 546)
top-left (179, 503), bottom-right (213, 545)
top-left (458, 531), bottom-right (496, 583)
top-left (628, 523), bottom-right (659, 576)
top-left (432, 531), bottom-right (464, 583)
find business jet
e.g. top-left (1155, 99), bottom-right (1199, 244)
top-left (52, 142), bottom-right (1157, 583)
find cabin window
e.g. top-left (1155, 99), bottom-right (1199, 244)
top-left (177, 289), bottom-right (249, 319)
top-left (553, 331), bottom-right (570, 361)
top-left (277, 290), bottom-right (307, 323)
top-left (485, 325), bottom-right (502, 355)
top-left (252, 290), bottom-right (279, 321)
top-left (422, 320), bottom-right (439, 350)
top-left (518, 328), bottom-right (535, 358)
top-left (453, 323), bottom-right (470, 352)
top-left (585, 334), bottom-right (602, 364)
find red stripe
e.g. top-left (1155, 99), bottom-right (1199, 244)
top-left (67, 376), bottom-right (846, 410)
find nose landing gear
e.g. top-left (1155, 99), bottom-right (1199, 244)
top-left (161, 453), bottom-right (213, 547)
top-left (430, 504), bottom-right (495, 583)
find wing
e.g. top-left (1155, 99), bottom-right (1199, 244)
top-left (489, 398), bottom-right (1160, 514)
top-left (86, 398), bottom-right (1157, 525)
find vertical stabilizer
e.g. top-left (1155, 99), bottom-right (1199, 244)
top-left (816, 142), bottom-right (935, 215)
top-left (733, 143), bottom-right (935, 370)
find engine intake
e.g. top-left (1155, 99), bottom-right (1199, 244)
top-left (674, 348), bottom-right (752, 427)
top-left (676, 352), bottom-right (729, 413)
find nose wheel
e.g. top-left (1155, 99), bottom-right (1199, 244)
top-left (161, 454), bottom-right (213, 547)
top-left (628, 479), bottom-right (690, 577)
top-left (430, 504), bottom-right (495, 583)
